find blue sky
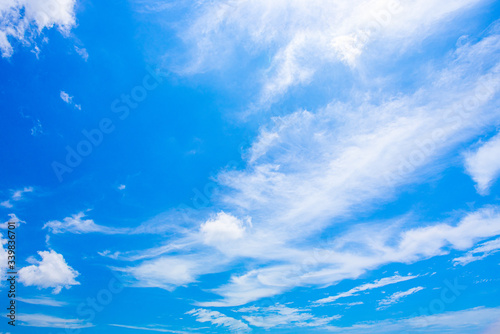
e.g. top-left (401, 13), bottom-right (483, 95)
top-left (1, 0), bottom-right (500, 333)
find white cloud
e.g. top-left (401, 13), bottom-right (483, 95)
top-left (116, 256), bottom-right (210, 291)
top-left (315, 274), bottom-right (418, 305)
top-left (169, 0), bottom-right (487, 104)
top-left (1, 186), bottom-right (33, 208)
top-left (186, 308), bottom-right (250, 332)
top-left (464, 132), bottom-right (500, 195)
top-left (60, 91), bottom-right (81, 110)
top-left (198, 206), bottom-right (500, 307)
top-left (19, 250), bottom-right (79, 294)
top-left (453, 237), bottom-right (500, 266)
top-left (44, 212), bottom-right (129, 234)
top-left (0, 233), bottom-right (8, 279)
top-left (0, 0), bottom-right (77, 58)
top-left (118, 184), bottom-right (126, 190)
top-left (107, 18), bottom-right (500, 307)
top-left (109, 324), bottom-right (188, 333)
top-left (18, 313), bottom-right (92, 329)
top-left (11, 186), bottom-right (33, 200)
top-left (30, 118), bottom-right (43, 136)
top-left (59, 91), bottom-right (71, 103)
top-left (0, 213), bottom-right (25, 229)
top-left (74, 45), bottom-right (88, 61)
top-left (322, 306), bottom-right (500, 333)
top-left (376, 286), bottom-right (424, 310)
top-left (240, 304), bottom-right (340, 329)
top-left (17, 297), bottom-right (67, 307)
top-left (334, 302), bottom-right (364, 308)
top-left (200, 212), bottom-right (246, 246)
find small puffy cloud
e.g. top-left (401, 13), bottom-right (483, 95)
top-left (186, 308), bottom-right (250, 332)
top-left (74, 45), bottom-right (88, 61)
top-left (30, 118), bottom-right (43, 136)
top-left (0, 213), bottom-right (25, 229)
top-left (59, 91), bottom-right (71, 103)
top-left (464, 132), bottom-right (500, 195)
top-left (0, 0), bottom-right (77, 58)
top-left (12, 186), bottom-right (33, 200)
top-left (1, 186), bottom-right (33, 208)
top-left (118, 184), bottom-right (126, 190)
top-left (200, 212), bottom-right (246, 245)
top-left (377, 286), bottom-right (425, 310)
top-left (60, 91), bottom-right (81, 110)
top-left (18, 313), bottom-right (92, 329)
top-left (19, 250), bottom-right (80, 294)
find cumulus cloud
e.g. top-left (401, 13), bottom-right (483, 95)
top-left (186, 308), bottom-right (250, 332)
top-left (376, 286), bottom-right (425, 310)
top-left (200, 212), bottom-right (247, 246)
top-left (464, 132), bottom-right (500, 195)
top-left (0, 0), bottom-right (77, 58)
top-left (19, 250), bottom-right (79, 294)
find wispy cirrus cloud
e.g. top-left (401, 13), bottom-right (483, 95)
top-left (186, 308), bottom-right (251, 332)
top-left (376, 286), bottom-right (425, 310)
top-left (18, 313), bottom-right (92, 329)
top-left (106, 5), bottom-right (500, 310)
top-left (453, 237), bottom-right (500, 266)
top-left (74, 45), bottom-right (88, 61)
top-left (168, 0), bottom-right (488, 104)
top-left (206, 206), bottom-right (500, 306)
top-left (314, 274), bottom-right (418, 305)
top-left (44, 212), bottom-right (130, 235)
top-left (17, 297), bottom-right (68, 307)
top-left (240, 304), bottom-right (341, 329)
top-left (322, 306), bottom-right (500, 333)
top-left (109, 324), bottom-right (189, 333)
